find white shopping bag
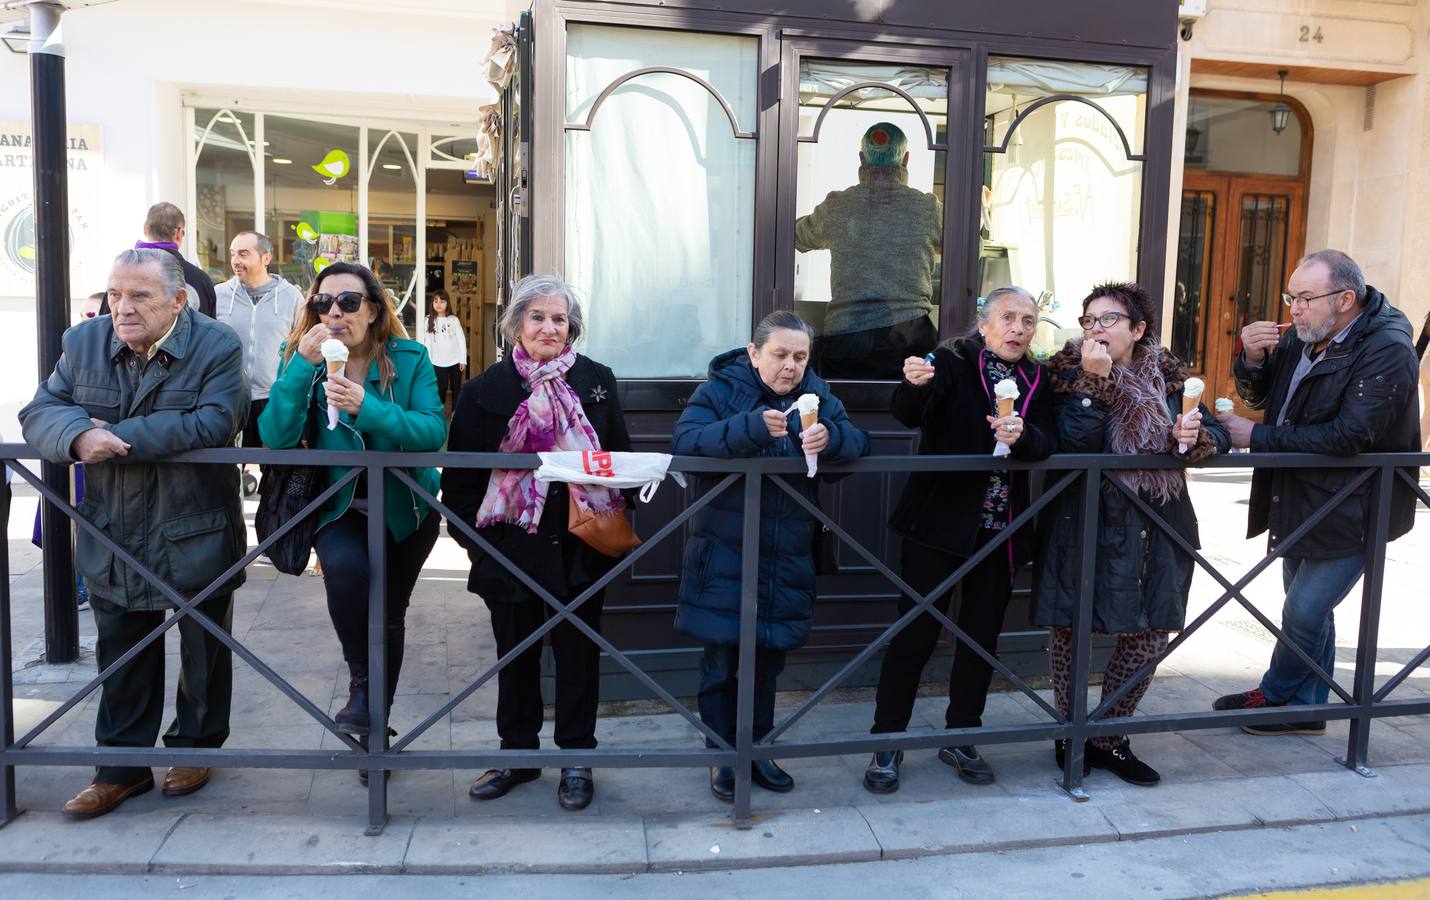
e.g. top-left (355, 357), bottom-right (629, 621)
top-left (535, 451), bottom-right (687, 503)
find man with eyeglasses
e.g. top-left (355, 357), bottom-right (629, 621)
top-left (1213, 249), bottom-right (1420, 736)
top-left (215, 231), bottom-right (305, 452)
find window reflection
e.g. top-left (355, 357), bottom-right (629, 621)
top-left (794, 60), bottom-right (947, 379)
top-left (983, 58), bottom-right (1148, 357)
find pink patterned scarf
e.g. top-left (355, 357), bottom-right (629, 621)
top-left (475, 345), bottom-right (625, 533)
top-left (1107, 345), bottom-right (1184, 504)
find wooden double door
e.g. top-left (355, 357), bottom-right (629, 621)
top-left (1174, 171), bottom-right (1305, 405)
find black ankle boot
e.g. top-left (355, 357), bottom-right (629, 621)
top-left (1053, 739), bottom-right (1092, 777)
top-left (357, 728), bottom-right (397, 786)
top-left (1086, 738), bottom-right (1161, 787)
top-left (336, 663), bottom-right (370, 735)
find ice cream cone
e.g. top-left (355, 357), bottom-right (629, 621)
top-left (997, 397), bottom-right (1015, 419)
top-left (1179, 377), bottom-right (1205, 453)
top-left (321, 338), bottom-right (350, 431)
top-left (795, 394), bottom-right (820, 478)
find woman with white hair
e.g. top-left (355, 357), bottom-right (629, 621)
top-left (441, 273), bottom-right (632, 812)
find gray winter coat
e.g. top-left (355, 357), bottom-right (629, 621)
top-left (20, 308), bottom-right (250, 610)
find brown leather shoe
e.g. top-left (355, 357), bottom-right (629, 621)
top-left (62, 778), bottom-right (155, 819)
top-left (162, 766), bottom-right (212, 797)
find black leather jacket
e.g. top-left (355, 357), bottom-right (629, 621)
top-left (1234, 286), bottom-right (1421, 558)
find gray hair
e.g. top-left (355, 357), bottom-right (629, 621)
top-left (1298, 249), bottom-right (1367, 306)
top-left (499, 274), bottom-right (584, 347)
top-left (234, 230), bottom-right (275, 257)
top-left (943, 285), bottom-right (1038, 358)
top-left (751, 310), bottom-right (814, 349)
top-left (112, 248), bottom-right (183, 300)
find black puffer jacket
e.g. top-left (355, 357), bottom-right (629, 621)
top-left (1031, 344), bottom-right (1230, 634)
top-left (1234, 286), bottom-right (1420, 558)
top-left (886, 337), bottom-right (1055, 564)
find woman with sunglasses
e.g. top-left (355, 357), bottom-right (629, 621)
top-left (258, 262), bottom-right (446, 781)
top-left (1032, 281), bottom-right (1229, 787)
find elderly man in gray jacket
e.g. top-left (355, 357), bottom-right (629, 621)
top-left (21, 248), bottom-right (249, 819)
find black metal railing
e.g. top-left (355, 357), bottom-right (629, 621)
top-left (1, 444), bottom-right (1427, 832)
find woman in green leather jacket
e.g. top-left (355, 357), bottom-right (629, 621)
top-left (259, 262), bottom-right (446, 775)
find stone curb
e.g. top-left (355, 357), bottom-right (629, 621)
top-left (0, 762), bottom-right (1427, 875)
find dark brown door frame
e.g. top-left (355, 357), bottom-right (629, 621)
top-left (531, 0), bottom-right (1179, 363)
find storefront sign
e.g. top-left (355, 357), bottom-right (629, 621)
top-left (0, 121), bottom-right (102, 299)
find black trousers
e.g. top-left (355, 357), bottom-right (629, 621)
top-left (486, 591), bottom-right (606, 750)
top-left (241, 397), bottom-right (268, 449)
top-left (433, 365), bottom-right (463, 408)
top-left (697, 643), bottom-right (787, 749)
top-left (90, 592), bottom-right (234, 786)
top-left (814, 314), bottom-right (938, 380)
top-left (872, 531), bottom-right (1016, 734)
top-left (312, 510), bottom-right (440, 703)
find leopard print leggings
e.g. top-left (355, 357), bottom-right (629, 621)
top-left (1048, 628), bottom-right (1170, 750)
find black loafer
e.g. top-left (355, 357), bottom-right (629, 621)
top-left (863, 750), bottom-right (903, 794)
top-left (1054, 739), bottom-right (1092, 777)
top-left (710, 766), bottom-right (735, 803)
top-left (557, 767), bottom-right (594, 811)
top-left (468, 767), bottom-right (541, 800)
top-left (1086, 739), bottom-right (1160, 787)
top-left (751, 758), bottom-right (794, 793)
top-left (938, 745), bottom-right (995, 785)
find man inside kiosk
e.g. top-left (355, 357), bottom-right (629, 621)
top-left (795, 122), bottom-right (943, 379)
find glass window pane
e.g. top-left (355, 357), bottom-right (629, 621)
top-left (1185, 94), bottom-right (1302, 177)
top-left (1172, 190), bottom-right (1215, 370)
top-left (984, 59), bottom-right (1147, 357)
top-left (565, 24), bottom-right (758, 377)
top-left (193, 109), bottom-right (257, 283)
top-left (368, 129), bottom-right (420, 324)
top-left (795, 58), bottom-right (947, 379)
top-left (265, 116), bottom-right (360, 295)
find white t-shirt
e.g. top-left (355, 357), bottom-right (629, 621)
top-left (422, 315), bottom-right (468, 368)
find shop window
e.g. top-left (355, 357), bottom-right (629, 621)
top-left (193, 109), bottom-right (257, 282)
top-left (1172, 190), bottom-right (1216, 370)
top-left (1185, 95), bottom-right (1303, 177)
top-left (265, 116), bottom-right (360, 294)
top-left (983, 58), bottom-right (1148, 357)
top-left (564, 24), bottom-right (758, 378)
top-left (794, 58), bottom-right (948, 380)
top-left (367, 129), bottom-right (420, 321)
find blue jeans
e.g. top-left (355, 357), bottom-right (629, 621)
top-left (1259, 554), bottom-right (1365, 707)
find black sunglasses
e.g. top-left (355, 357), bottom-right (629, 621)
top-left (309, 291), bottom-right (367, 314)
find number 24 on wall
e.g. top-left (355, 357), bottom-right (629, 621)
top-left (1299, 25), bottom-right (1325, 44)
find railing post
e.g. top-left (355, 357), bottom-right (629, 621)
top-left (733, 468), bottom-right (761, 827)
top-left (1, 470), bottom-right (19, 826)
top-left (365, 461), bottom-right (390, 834)
top-left (1341, 462), bottom-right (1393, 777)
top-left (1061, 466), bottom-right (1100, 801)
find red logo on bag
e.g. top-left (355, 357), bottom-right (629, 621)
top-left (582, 450), bottom-right (615, 477)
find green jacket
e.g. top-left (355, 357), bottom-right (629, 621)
top-left (258, 337), bottom-right (445, 541)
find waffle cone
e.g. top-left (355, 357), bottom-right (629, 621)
top-left (997, 397), bottom-right (1015, 418)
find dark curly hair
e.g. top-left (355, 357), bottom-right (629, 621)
top-left (1082, 281), bottom-right (1159, 347)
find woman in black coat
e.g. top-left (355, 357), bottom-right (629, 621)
top-left (1032, 281), bottom-right (1229, 788)
top-left (441, 274), bottom-right (632, 812)
top-left (864, 287), bottom-right (1055, 795)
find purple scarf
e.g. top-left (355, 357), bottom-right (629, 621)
top-left (1107, 345), bottom-right (1183, 504)
top-left (135, 240), bottom-right (179, 251)
top-left (475, 344), bottom-right (624, 533)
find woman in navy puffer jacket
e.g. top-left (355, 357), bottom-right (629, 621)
top-left (673, 311), bottom-right (870, 802)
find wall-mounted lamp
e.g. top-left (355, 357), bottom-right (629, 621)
top-left (1270, 70), bottom-right (1292, 135)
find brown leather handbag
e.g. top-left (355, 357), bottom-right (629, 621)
top-left (568, 492), bottom-right (641, 557)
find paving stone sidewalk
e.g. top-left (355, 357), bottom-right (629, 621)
top-left (3, 472), bottom-right (1428, 873)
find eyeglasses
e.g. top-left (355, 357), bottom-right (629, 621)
top-left (1077, 311), bottom-right (1133, 330)
top-left (309, 291), bottom-right (366, 314)
top-left (1281, 289), bottom-right (1344, 308)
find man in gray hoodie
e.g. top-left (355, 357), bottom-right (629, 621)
top-left (214, 231), bottom-right (305, 448)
